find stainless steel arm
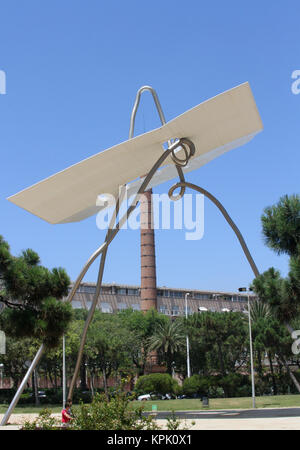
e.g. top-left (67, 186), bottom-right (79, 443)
top-left (129, 86), bottom-right (167, 139)
top-left (129, 85), bottom-right (186, 199)
top-left (168, 181), bottom-right (260, 278)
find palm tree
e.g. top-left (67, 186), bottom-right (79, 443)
top-left (148, 319), bottom-right (185, 375)
top-left (248, 299), bottom-right (272, 323)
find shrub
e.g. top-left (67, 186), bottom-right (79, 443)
top-left (22, 408), bottom-right (61, 430)
top-left (218, 373), bottom-right (251, 398)
top-left (134, 373), bottom-right (178, 396)
top-left (182, 375), bottom-right (212, 397)
top-left (182, 375), bottom-right (200, 396)
top-left (70, 392), bottom-right (159, 430)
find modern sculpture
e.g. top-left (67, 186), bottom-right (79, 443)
top-left (1, 82), bottom-right (263, 425)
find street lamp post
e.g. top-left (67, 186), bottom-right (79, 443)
top-left (185, 293), bottom-right (191, 378)
top-left (0, 364), bottom-right (3, 388)
top-left (239, 287), bottom-right (256, 409)
top-left (63, 334), bottom-right (66, 409)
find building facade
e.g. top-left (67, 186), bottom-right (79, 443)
top-left (67, 282), bottom-right (255, 315)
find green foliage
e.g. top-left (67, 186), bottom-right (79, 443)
top-left (218, 373), bottom-right (251, 398)
top-left (252, 268), bottom-right (299, 324)
top-left (186, 312), bottom-right (248, 380)
top-left (70, 392), bottom-right (159, 430)
top-left (134, 373), bottom-right (178, 396)
top-left (261, 194), bottom-right (300, 257)
top-left (0, 336), bottom-right (39, 388)
top-left (166, 411), bottom-right (186, 430)
top-left (118, 308), bottom-right (169, 375)
top-left (0, 235), bottom-right (73, 348)
top-left (148, 318), bottom-right (185, 374)
top-left (182, 375), bottom-right (207, 396)
top-left (22, 408), bottom-right (60, 430)
top-left (252, 195), bottom-right (300, 326)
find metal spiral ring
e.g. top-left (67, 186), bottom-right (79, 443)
top-left (170, 137), bottom-right (195, 168)
top-left (168, 181), bottom-right (186, 202)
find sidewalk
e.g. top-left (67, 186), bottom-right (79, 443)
top-left (1, 413), bottom-right (300, 430)
top-left (158, 417), bottom-right (300, 430)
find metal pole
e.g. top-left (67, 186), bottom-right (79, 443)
top-left (129, 86), bottom-right (167, 139)
top-left (248, 294), bottom-right (256, 408)
top-left (185, 292), bottom-right (191, 378)
top-left (63, 334), bottom-right (66, 409)
top-left (0, 364), bottom-right (3, 388)
top-left (0, 344), bottom-right (45, 426)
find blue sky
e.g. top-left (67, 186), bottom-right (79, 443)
top-left (0, 0), bottom-right (299, 293)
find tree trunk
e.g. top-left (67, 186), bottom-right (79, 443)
top-left (216, 342), bottom-right (226, 376)
top-left (257, 349), bottom-right (264, 379)
top-left (268, 352), bottom-right (277, 395)
top-left (90, 370), bottom-right (95, 398)
top-left (32, 370), bottom-right (40, 406)
top-left (80, 355), bottom-right (87, 390)
top-left (102, 368), bottom-right (109, 400)
top-left (277, 354), bottom-right (300, 393)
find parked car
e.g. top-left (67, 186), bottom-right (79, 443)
top-left (164, 393), bottom-right (176, 400)
top-left (137, 392), bottom-right (175, 401)
top-left (178, 393), bottom-right (201, 399)
top-left (29, 390), bottom-right (47, 399)
top-left (137, 393), bottom-right (152, 401)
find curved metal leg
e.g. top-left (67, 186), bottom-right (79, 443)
top-left (67, 186), bottom-right (126, 399)
top-left (0, 345), bottom-right (45, 425)
top-left (168, 181), bottom-right (260, 278)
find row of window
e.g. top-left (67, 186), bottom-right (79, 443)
top-left (75, 286), bottom-right (139, 296)
top-left (72, 301), bottom-right (141, 312)
top-left (159, 307), bottom-right (243, 315)
top-left (72, 300), bottom-right (243, 315)
top-left (73, 285), bottom-right (249, 302)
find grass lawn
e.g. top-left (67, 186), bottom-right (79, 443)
top-left (1, 394), bottom-right (300, 415)
top-left (132, 394), bottom-right (300, 412)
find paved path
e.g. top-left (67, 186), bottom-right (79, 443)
top-left (1, 408), bottom-right (300, 430)
top-left (148, 406), bottom-right (300, 420)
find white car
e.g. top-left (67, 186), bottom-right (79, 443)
top-left (137, 394), bottom-right (152, 401)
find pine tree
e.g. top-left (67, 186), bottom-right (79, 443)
top-left (0, 235), bottom-right (73, 348)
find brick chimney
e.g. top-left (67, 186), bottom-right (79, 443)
top-left (140, 189), bottom-right (157, 312)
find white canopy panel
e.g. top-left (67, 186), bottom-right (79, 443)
top-left (7, 82), bottom-right (263, 224)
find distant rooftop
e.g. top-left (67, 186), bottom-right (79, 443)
top-left (67, 281), bottom-right (256, 316)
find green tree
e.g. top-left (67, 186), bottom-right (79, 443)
top-left (118, 309), bottom-right (168, 375)
top-left (186, 312), bottom-right (248, 396)
top-left (261, 194), bottom-right (300, 257)
top-left (253, 194), bottom-right (300, 329)
top-left (85, 312), bottom-right (134, 398)
top-left (0, 236), bottom-right (73, 348)
top-left (134, 373), bottom-right (178, 396)
top-left (148, 318), bottom-right (185, 375)
top-left (249, 300), bottom-right (293, 395)
top-left (0, 336), bottom-right (38, 388)
top-left (252, 194), bottom-right (300, 392)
